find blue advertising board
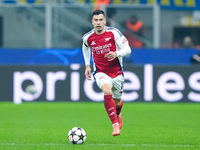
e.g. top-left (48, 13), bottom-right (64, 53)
top-left (0, 48), bottom-right (199, 65)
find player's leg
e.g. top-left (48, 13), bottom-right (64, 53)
top-left (113, 98), bottom-right (123, 118)
top-left (113, 98), bottom-right (123, 129)
top-left (112, 74), bottom-right (124, 129)
top-left (94, 72), bottom-right (120, 136)
top-left (101, 83), bottom-right (118, 125)
top-left (101, 83), bottom-right (120, 136)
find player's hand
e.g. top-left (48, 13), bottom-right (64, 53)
top-left (104, 51), bottom-right (117, 61)
top-left (85, 65), bottom-right (92, 80)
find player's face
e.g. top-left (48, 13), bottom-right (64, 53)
top-left (92, 14), bottom-right (106, 34)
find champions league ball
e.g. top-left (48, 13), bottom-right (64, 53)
top-left (25, 84), bottom-right (37, 94)
top-left (68, 127), bottom-right (86, 145)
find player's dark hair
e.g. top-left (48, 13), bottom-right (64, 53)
top-left (92, 10), bottom-right (105, 18)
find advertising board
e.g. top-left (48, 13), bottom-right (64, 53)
top-left (0, 64), bottom-right (199, 103)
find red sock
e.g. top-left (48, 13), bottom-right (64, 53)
top-left (104, 95), bottom-right (118, 124)
top-left (116, 100), bottom-right (123, 116)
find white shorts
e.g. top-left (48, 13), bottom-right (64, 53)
top-left (94, 72), bottom-right (124, 99)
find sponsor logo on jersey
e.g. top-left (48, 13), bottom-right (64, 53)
top-left (91, 41), bottom-right (96, 45)
top-left (92, 43), bottom-right (112, 54)
top-left (92, 43), bottom-right (112, 51)
top-left (122, 38), bottom-right (128, 44)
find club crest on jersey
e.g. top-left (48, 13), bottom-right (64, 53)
top-left (104, 37), bottom-right (111, 42)
top-left (91, 41), bottom-right (96, 45)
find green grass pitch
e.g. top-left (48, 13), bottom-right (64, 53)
top-left (0, 102), bottom-right (200, 150)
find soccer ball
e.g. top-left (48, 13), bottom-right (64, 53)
top-left (68, 127), bottom-right (86, 144)
top-left (25, 84), bottom-right (37, 94)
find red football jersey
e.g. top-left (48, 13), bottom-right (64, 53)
top-left (82, 27), bottom-right (129, 78)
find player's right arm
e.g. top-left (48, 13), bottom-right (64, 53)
top-left (85, 65), bottom-right (92, 80)
top-left (82, 39), bottom-right (92, 80)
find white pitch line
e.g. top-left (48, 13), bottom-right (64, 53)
top-left (0, 143), bottom-right (200, 147)
top-left (87, 144), bottom-right (200, 147)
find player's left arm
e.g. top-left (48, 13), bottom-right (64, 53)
top-left (104, 44), bottom-right (131, 61)
top-left (115, 29), bottom-right (131, 57)
top-left (104, 30), bottom-right (131, 61)
top-left (115, 44), bottom-right (131, 57)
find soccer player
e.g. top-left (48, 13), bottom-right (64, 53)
top-left (82, 10), bottom-right (131, 136)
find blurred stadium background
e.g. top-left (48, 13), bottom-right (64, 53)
top-left (0, 0), bottom-right (200, 103)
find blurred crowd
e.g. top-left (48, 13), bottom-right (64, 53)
top-left (173, 36), bottom-right (200, 49)
top-left (94, 0), bottom-right (147, 49)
